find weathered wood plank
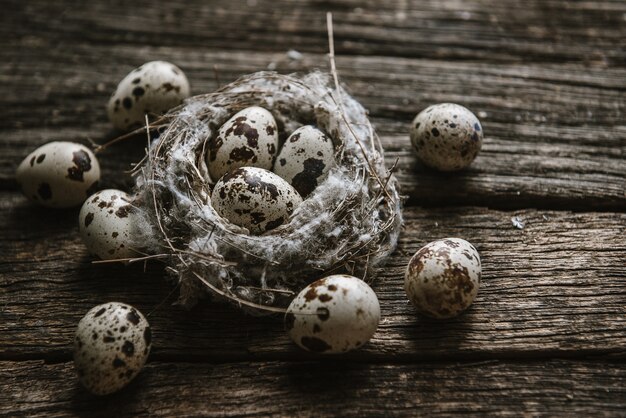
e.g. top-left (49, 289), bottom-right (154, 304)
top-left (2, 0), bottom-right (625, 65)
top-left (1, 46), bottom-right (624, 208)
top-left (2, 0), bottom-right (625, 415)
top-left (3, 46), bottom-right (624, 130)
top-left (2, 360), bottom-right (625, 417)
top-left (2, 191), bottom-right (624, 361)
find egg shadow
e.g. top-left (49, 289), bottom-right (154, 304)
top-left (403, 304), bottom-right (478, 359)
top-left (405, 158), bottom-right (479, 208)
top-left (282, 358), bottom-right (373, 401)
top-left (7, 199), bottom-right (79, 235)
top-left (73, 254), bottom-right (169, 309)
top-left (146, 294), bottom-right (286, 360)
top-left (70, 374), bottom-right (144, 418)
top-left (92, 129), bottom-right (156, 191)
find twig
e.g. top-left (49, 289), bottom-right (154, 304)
top-left (192, 271), bottom-right (287, 314)
top-left (326, 13), bottom-right (344, 110)
top-left (213, 64), bottom-right (221, 88)
top-left (93, 115), bottom-right (166, 154)
top-left (147, 115), bottom-right (181, 258)
top-left (245, 286), bottom-right (295, 296)
top-left (147, 280), bottom-right (182, 318)
top-left (94, 129), bottom-right (142, 154)
top-left (326, 13), bottom-right (394, 203)
top-left (329, 92), bottom-right (394, 202)
top-left (373, 156), bottom-right (399, 204)
top-left (91, 253), bottom-right (169, 264)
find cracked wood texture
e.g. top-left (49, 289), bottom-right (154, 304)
top-left (2, 360), bottom-right (625, 417)
top-left (1, 0), bottom-right (625, 416)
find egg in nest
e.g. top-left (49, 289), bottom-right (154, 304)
top-left (211, 166), bottom-right (302, 235)
top-left (273, 125), bottom-right (335, 197)
top-left (206, 106), bottom-right (279, 182)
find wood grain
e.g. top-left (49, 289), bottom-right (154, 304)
top-left (1, 46), bottom-right (624, 208)
top-left (2, 0), bottom-right (625, 414)
top-left (2, 191), bottom-right (624, 361)
top-left (3, 0), bottom-right (625, 65)
top-left (2, 360), bottom-right (625, 417)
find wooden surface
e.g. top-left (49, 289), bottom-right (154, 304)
top-left (1, 0), bottom-right (625, 416)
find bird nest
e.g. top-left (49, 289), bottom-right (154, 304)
top-left (131, 71), bottom-right (403, 313)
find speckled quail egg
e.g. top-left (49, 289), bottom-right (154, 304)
top-left (410, 103), bottom-right (483, 171)
top-left (273, 125), bottom-right (336, 197)
top-left (405, 238), bottom-right (481, 319)
top-left (74, 302), bottom-right (152, 395)
top-left (285, 274), bottom-right (380, 354)
top-left (79, 189), bottom-right (137, 260)
top-left (16, 141), bottom-right (100, 208)
top-left (107, 61), bottom-right (190, 131)
top-left (206, 106), bottom-right (279, 181)
top-left (211, 166), bottom-right (302, 235)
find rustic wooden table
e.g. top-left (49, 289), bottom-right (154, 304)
top-left (2, 0), bottom-right (625, 416)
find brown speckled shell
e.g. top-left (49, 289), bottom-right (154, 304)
top-left (404, 238), bottom-right (481, 319)
top-left (207, 106), bottom-right (278, 181)
top-left (107, 61), bottom-right (190, 131)
top-left (273, 125), bottom-right (336, 197)
top-left (15, 141), bottom-right (100, 208)
top-left (78, 189), bottom-right (138, 260)
top-left (211, 167), bottom-right (303, 235)
top-left (132, 72), bottom-right (403, 312)
top-left (286, 275), bottom-right (380, 353)
top-left (410, 103), bottom-right (483, 171)
top-left (73, 302), bottom-right (152, 395)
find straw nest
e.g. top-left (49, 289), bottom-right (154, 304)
top-left (131, 71), bottom-right (403, 313)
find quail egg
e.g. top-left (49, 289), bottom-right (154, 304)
top-left (285, 274), bottom-right (380, 354)
top-left (206, 106), bottom-right (278, 181)
top-left (74, 302), bottom-right (152, 395)
top-left (16, 141), bottom-right (100, 208)
top-left (211, 166), bottom-right (302, 235)
top-left (273, 125), bottom-right (335, 197)
top-left (79, 189), bottom-right (138, 260)
top-left (107, 60), bottom-right (190, 131)
top-left (405, 238), bottom-right (481, 319)
top-left (410, 103), bottom-right (483, 171)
